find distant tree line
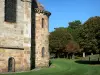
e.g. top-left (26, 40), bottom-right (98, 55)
top-left (49, 16), bottom-right (100, 59)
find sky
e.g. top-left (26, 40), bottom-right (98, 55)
top-left (38, 0), bottom-right (100, 32)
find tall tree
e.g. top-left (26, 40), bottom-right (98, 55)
top-left (68, 20), bottom-right (82, 29)
top-left (49, 27), bottom-right (72, 57)
top-left (64, 40), bottom-right (80, 59)
top-left (78, 16), bottom-right (100, 54)
top-left (67, 20), bottom-right (82, 42)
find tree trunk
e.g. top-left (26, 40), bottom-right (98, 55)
top-left (70, 55), bottom-right (72, 59)
top-left (64, 52), bottom-right (66, 58)
top-left (66, 53), bottom-right (68, 58)
top-left (68, 54), bottom-right (71, 59)
top-left (57, 53), bottom-right (59, 58)
top-left (91, 53), bottom-right (93, 55)
top-left (57, 52), bottom-right (61, 58)
top-left (72, 54), bottom-right (75, 59)
top-left (68, 54), bottom-right (69, 59)
top-left (83, 52), bottom-right (85, 58)
top-left (65, 52), bottom-right (68, 58)
top-left (55, 52), bottom-right (57, 58)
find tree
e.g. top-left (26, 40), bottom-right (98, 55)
top-left (78, 16), bottom-right (100, 55)
top-left (67, 20), bottom-right (82, 42)
top-left (49, 27), bottom-right (73, 58)
top-left (64, 40), bottom-right (80, 59)
top-left (68, 20), bottom-right (82, 29)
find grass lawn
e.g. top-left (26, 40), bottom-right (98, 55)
top-left (0, 58), bottom-right (100, 75)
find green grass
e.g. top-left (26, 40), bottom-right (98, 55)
top-left (0, 59), bottom-right (100, 75)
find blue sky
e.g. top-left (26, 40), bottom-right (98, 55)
top-left (38, 0), bottom-right (100, 32)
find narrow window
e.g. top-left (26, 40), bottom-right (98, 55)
top-left (42, 47), bottom-right (45, 57)
top-left (8, 57), bottom-right (15, 72)
top-left (42, 18), bottom-right (44, 28)
top-left (5, 0), bottom-right (17, 23)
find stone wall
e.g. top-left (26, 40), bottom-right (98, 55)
top-left (0, 0), bottom-right (31, 73)
top-left (0, 0), bottom-right (24, 48)
top-left (35, 13), bottom-right (50, 68)
top-left (0, 48), bottom-right (30, 72)
top-left (0, 0), bottom-right (50, 73)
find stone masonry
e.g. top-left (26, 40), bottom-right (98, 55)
top-left (0, 0), bottom-right (51, 73)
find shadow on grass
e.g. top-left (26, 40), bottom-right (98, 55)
top-left (75, 60), bottom-right (100, 65)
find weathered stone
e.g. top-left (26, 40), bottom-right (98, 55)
top-left (0, 0), bottom-right (50, 73)
top-left (1, 68), bottom-right (8, 72)
top-left (24, 51), bottom-right (30, 54)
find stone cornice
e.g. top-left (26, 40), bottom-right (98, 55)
top-left (34, 8), bottom-right (51, 17)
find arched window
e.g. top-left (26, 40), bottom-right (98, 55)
top-left (42, 47), bottom-right (45, 57)
top-left (8, 57), bottom-right (15, 72)
top-left (42, 18), bottom-right (44, 28)
top-left (5, 0), bottom-right (17, 22)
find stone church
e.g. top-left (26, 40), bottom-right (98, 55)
top-left (0, 0), bottom-right (51, 73)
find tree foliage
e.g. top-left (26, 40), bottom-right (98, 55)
top-left (68, 20), bottom-right (82, 29)
top-left (49, 16), bottom-right (100, 58)
top-left (67, 20), bottom-right (82, 42)
top-left (64, 40), bottom-right (80, 53)
top-left (78, 16), bottom-right (100, 54)
top-left (49, 27), bottom-right (72, 53)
